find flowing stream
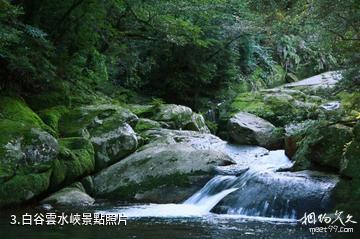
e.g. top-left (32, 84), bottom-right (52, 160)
top-left (0, 144), bottom-right (344, 238)
top-left (100, 145), bottom-right (337, 221)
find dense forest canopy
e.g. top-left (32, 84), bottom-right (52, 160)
top-left (0, 0), bottom-right (359, 108)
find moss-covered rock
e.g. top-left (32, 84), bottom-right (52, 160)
top-left (332, 178), bottom-right (360, 219)
top-left (331, 121), bottom-right (360, 218)
top-left (50, 137), bottom-right (95, 189)
top-left (93, 143), bottom-right (234, 202)
top-left (126, 104), bottom-right (154, 117)
top-left (59, 104), bottom-right (138, 137)
top-left (152, 104), bottom-right (193, 126)
top-left (291, 123), bottom-right (353, 171)
top-left (134, 118), bottom-right (162, 133)
top-left (0, 96), bottom-right (54, 134)
top-left (152, 104), bottom-right (210, 133)
top-left (185, 113), bottom-right (210, 133)
top-left (0, 171), bottom-right (52, 207)
top-left (230, 89), bottom-right (321, 127)
top-left (127, 103), bottom-right (210, 133)
top-left (58, 104), bottom-right (139, 171)
top-left (91, 123), bottom-right (138, 171)
top-left (340, 122), bottom-right (360, 178)
top-left (38, 106), bottom-right (69, 134)
top-left (0, 119), bottom-right (59, 207)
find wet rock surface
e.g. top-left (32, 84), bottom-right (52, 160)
top-left (92, 142), bottom-right (235, 202)
top-left (227, 112), bottom-right (282, 149)
top-left (213, 170), bottom-right (339, 218)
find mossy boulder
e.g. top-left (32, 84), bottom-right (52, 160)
top-left (332, 178), bottom-right (360, 219)
top-left (0, 171), bottom-right (52, 208)
top-left (58, 104), bottom-right (139, 171)
top-left (50, 137), bottom-right (95, 189)
top-left (284, 120), bottom-right (316, 159)
top-left (90, 123), bottom-right (138, 171)
top-left (340, 122), bottom-right (360, 178)
top-left (0, 96), bottom-right (54, 134)
top-left (151, 104), bottom-right (210, 133)
top-left (59, 104), bottom-right (138, 138)
top-left (126, 104), bottom-right (153, 117)
top-left (93, 143), bottom-right (234, 202)
top-left (185, 113), bottom-right (210, 133)
top-left (127, 103), bottom-right (210, 133)
top-left (134, 118), bottom-right (162, 133)
top-left (291, 123), bottom-right (353, 171)
top-left (0, 119), bottom-right (59, 207)
top-left (230, 89), bottom-right (321, 127)
top-left (332, 121), bottom-right (360, 219)
top-left (142, 128), bottom-right (226, 150)
top-left (38, 106), bottom-right (69, 134)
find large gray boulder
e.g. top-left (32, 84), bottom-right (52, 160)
top-left (227, 112), bottom-right (282, 149)
top-left (0, 121), bottom-right (59, 207)
top-left (59, 104), bottom-right (139, 171)
top-left (127, 103), bottom-right (210, 133)
top-left (93, 142), bottom-right (234, 203)
top-left (90, 123), bottom-right (138, 171)
top-left (142, 128), bottom-right (225, 150)
top-left (41, 183), bottom-right (95, 206)
top-left (152, 104), bottom-right (210, 133)
top-left (214, 170), bottom-right (339, 218)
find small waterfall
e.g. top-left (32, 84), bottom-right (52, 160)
top-left (181, 148), bottom-right (338, 220)
top-left (98, 145), bottom-right (338, 220)
top-left (183, 176), bottom-right (238, 212)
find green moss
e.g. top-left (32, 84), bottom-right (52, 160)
top-left (59, 138), bottom-right (95, 184)
top-left (341, 140), bottom-right (360, 178)
top-left (49, 159), bottom-right (67, 190)
top-left (0, 119), bottom-right (58, 185)
top-left (230, 92), bottom-right (275, 121)
top-left (50, 137), bottom-right (95, 190)
top-left (0, 96), bottom-right (54, 134)
top-left (293, 123), bottom-right (353, 171)
top-left (230, 91), bottom-right (320, 127)
top-left (59, 104), bottom-right (136, 137)
top-left (337, 92), bottom-right (360, 113)
top-left (0, 170), bottom-right (51, 207)
top-left (59, 108), bottom-right (97, 137)
top-left (332, 178), bottom-right (360, 219)
top-left (38, 106), bottom-right (69, 134)
top-left (134, 118), bottom-right (161, 132)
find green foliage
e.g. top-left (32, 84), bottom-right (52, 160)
top-left (291, 121), bottom-right (354, 171)
top-left (0, 0), bottom-right (55, 91)
top-left (0, 0), bottom-right (357, 109)
top-left (151, 98), bottom-right (165, 108)
top-left (205, 119), bottom-right (218, 134)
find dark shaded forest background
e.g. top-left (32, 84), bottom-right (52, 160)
top-left (0, 0), bottom-right (359, 109)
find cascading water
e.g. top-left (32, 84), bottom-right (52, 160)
top-left (99, 144), bottom-right (338, 221)
top-left (183, 176), bottom-right (239, 212)
top-left (183, 147), bottom-right (338, 220)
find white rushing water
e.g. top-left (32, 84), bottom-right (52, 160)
top-left (98, 145), bottom-right (336, 222)
top-left (101, 175), bottom-right (239, 218)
